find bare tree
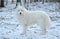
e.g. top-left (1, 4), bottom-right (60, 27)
top-left (26, 0), bottom-right (30, 6)
top-left (25, 0), bottom-right (30, 9)
top-left (42, 0), bottom-right (44, 4)
top-left (21, 0), bottom-right (25, 7)
top-left (15, 0), bottom-right (18, 8)
top-left (46, 0), bottom-right (50, 2)
top-left (12, 0), bottom-right (14, 3)
top-left (15, 0), bottom-right (21, 8)
top-left (31, 0), bottom-right (34, 3)
top-left (38, 0), bottom-right (41, 2)
top-left (6, 0), bottom-right (8, 5)
top-left (54, 0), bottom-right (56, 3)
top-left (42, 0), bottom-right (48, 4)
top-left (0, 0), bottom-right (4, 7)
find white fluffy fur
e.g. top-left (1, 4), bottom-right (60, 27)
top-left (16, 5), bottom-right (51, 35)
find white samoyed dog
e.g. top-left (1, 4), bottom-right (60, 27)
top-left (16, 5), bottom-right (51, 35)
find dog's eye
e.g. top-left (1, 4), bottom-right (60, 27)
top-left (21, 10), bottom-right (23, 11)
top-left (20, 12), bottom-right (22, 15)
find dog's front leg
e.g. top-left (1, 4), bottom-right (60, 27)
top-left (20, 24), bottom-right (28, 35)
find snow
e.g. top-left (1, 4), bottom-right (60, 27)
top-left (0, 2), bottom-right (60, 39)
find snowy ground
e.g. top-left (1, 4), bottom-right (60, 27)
top-left (0, 2), bottom-right (60, 39)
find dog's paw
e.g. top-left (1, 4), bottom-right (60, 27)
top-left (40, 31), bottom-right (47, 35)
top-left (40, 32), bottom-right (46, 35)
top-left (20, 32), bottom-right (26, 35)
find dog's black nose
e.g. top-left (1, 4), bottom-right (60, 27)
top-left (20, 12), bottom-right (21, 15)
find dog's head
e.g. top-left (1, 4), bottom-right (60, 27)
top-left (16, 5), bottom-right (27, 16)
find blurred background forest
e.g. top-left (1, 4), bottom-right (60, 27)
top-left (0, 0), bottom-right (60, 8)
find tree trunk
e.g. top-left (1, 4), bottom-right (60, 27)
top-left (42, 0), bottom-right (44, 4)
top-left (15, 0), bottom-right (18, 8)
top-left (31, 0), bottom-right (34, 3)
top-left (0, 0), bottom-right (4, 7)
top-left (38, 0), bottom-right (40, 2)
top-left (15, 0), bottom-right (20, 8)
top-left (25, 0), bottom-right (30, 9)
top-left (12, 0), bottom-right (14, 3)
top-left (21, 0), bottom-right (25, 7)
top-left (6, 0), bottom-right (8, 5)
